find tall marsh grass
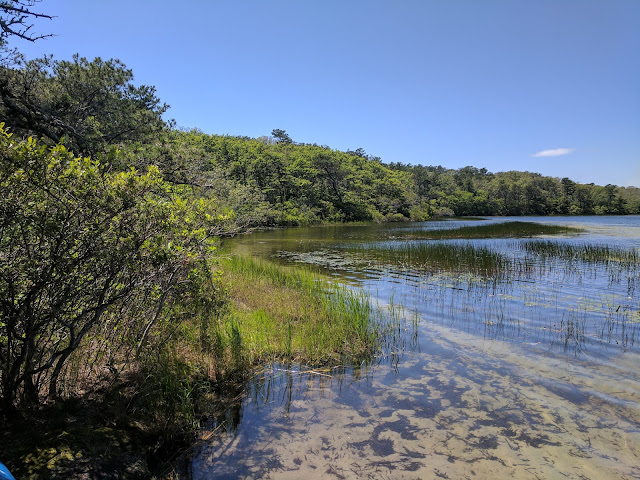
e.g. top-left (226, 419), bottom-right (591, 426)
top-left (347, 242), bottom-right (510, 279)
top-left (522, 240), bottom-right (640, 265)
top-left (213, 256), bottom-right (385, 369)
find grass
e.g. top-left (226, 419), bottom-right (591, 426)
top-left (402, 221), bottom-right (581, 240)
top-left (521, 240), bottom-right (640, 265)
top-left (215, 255), bottom-right (383, 367)
top-left (346, 241), bottom-right (510, 280)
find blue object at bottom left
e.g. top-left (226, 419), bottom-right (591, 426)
top-left (0, 462), bottom-right (16, 480)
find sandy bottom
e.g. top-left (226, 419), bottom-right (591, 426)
top-left (190, 324), bottom-right (640, 480)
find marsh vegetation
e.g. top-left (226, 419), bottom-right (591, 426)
top-left (214, 255), bottom-right (394, 367)
top-left (397, 220), bottom-right (581, 239)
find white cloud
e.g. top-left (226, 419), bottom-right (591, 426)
top-left (531, 148), bottom-right (574, 157)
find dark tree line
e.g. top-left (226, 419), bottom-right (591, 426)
top-left (0, 54), bottom-right (168, 156)
top-left (388, 164), bottom-right (639, 217)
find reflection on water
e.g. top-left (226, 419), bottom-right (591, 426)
top-left (186, 216), bottom-right (640, 479)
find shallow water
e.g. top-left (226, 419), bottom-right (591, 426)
top-left (186, 216), bottom-right (640, 479)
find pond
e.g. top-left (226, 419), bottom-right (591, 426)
top-left (185, 216), bottom-right (640, 479)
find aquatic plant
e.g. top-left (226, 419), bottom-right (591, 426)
top-left (521, 240), bottom-right (640, 265)
top-left (345, 241), bottom-right (510, 280)
top-left (403, 221), bottom-right (581, 240)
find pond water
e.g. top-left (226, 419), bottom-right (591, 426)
top-left (186, 216), bottom-right (640, 479)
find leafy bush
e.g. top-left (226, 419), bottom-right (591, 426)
top-left (0, 126), bottom-right (226, 409)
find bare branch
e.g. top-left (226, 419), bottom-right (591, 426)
top-left (0, 1), bottom-right (54, 42)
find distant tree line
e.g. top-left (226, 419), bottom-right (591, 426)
top-left (135, 129), bottom-right (640, 223)
top-left (388, 164), bottom-right (640, 217)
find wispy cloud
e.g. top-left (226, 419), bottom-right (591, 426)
top-left (532, 148), bottom-right (574, 158)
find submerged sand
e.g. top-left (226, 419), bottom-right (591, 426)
top-left (191, 322), bottom-right (640, 479)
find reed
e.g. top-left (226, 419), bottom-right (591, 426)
top-left (212, 256), bottom-right (384, 368)
top-left (404, 221), bottom-right (580, 240)
top-left (521, 240), bottom-right (640, 265)
top-left (346, 241), bottom-right (510, 280)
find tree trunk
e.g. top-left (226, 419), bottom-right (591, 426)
top-left (48, 348), bottom-right (72, 400)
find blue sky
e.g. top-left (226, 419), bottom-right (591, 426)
top-left (9, 0), bottom-right (640, 187)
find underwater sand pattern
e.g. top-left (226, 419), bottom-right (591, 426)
top-left (192, 323), bottom-right (640, 479)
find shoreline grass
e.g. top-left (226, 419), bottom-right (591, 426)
top-left (0, 255), bottom-right (387, 479)
top-left (216, 255), bottom-right (382, 367)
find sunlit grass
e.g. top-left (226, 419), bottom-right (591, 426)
top-left (213, 256), bottom-right (384, 368)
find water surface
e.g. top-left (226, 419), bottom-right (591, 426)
top-left (188, 216), bottom-right (640, 479)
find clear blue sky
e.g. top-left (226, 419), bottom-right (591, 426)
top-left (9, 0), bottom-right (640, 187)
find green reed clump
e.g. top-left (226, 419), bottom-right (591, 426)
top-left (213, 256), bottom-right (382, 368)
top-left (221, 254), bottom-right (321, 293)
top-left (405, 221), bottom-right (581, 240)
top-left (522, 240), bottom-right (640, 265)
top-left (348, 241), bottom-right (510, 279)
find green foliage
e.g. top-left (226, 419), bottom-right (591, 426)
top-left (140, 129), bottom-right (416, 226)
top-left (1, 52), bottom-right (636, 233)
top-left (0, 125), bottom-right (224, 409)
top-left (124, 127), bottom-right (639, 230)
top-left (123, 129), bottom-right (277, 233)
top-left (0, 54), bottom-right (168, 156)
top-left (389, 163), bottom-right (640, 216)
top-left (271, 128), bottom-right (293, 144)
